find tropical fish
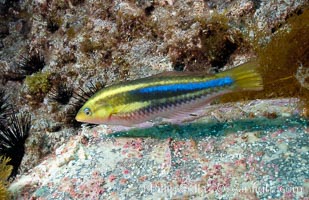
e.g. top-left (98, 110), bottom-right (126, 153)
top-left (75, 61), bottom-right (263, 126)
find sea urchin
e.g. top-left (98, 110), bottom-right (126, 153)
top-left (0, 112), bottom-right (31, 179)
top-left (0, 88), bottom-right (12, 130)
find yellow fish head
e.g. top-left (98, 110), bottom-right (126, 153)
top-left (75, 101), bottom-right (113, 124)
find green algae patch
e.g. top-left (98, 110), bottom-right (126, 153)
top-left (220, 9), bottom-right (309, 116)
top-left (111, 116), bottom-right (308, 139)
top-left (24, 72), bottom-right (52, 102)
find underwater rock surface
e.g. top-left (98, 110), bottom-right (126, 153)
top-left (9, 99), bottom-right (308, 199)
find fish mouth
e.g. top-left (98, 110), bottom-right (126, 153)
top-left (75, 114), bottom-right (104, 124)
top-left (75, 114), bottom-right (84, 122)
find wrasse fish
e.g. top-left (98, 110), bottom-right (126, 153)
top-left (75, 61), bottom-right (263, 126)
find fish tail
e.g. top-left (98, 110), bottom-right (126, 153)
top-left (217, 60), bottom-right (263, 91)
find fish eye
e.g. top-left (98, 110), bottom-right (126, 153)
top-left (84, 108), bottom-right (92, 116)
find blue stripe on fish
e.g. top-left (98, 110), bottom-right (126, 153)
top-left (135, 77), bottom-right (234, 94)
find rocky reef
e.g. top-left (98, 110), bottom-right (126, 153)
top-left (0, 0), bottom-right (308, 199)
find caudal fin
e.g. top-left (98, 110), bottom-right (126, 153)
top-left (217, 60), bottom-right (263, 91)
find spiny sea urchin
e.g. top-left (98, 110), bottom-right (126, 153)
top-left (48, 83), bottom-right (73, 105)
top-left (70, 80), bottom-right (105, 108)
top-left (0, 111), bottom-right (31, 179)
top-left (6, 51), bottom-right (46, 81)
top-left (0, 51), bottom-right (45, 82)
top-left (18, 51), bottom-right (45, 76)
top-left (65, 80), bottom-right (105, 127)
top-left (0, 88), bottom-right (12, 130)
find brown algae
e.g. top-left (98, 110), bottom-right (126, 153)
top-left (220, 9), bottom-right (309, 116)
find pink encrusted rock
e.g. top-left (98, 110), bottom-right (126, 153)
top-left (108, 174), bottom-right (117, 182)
